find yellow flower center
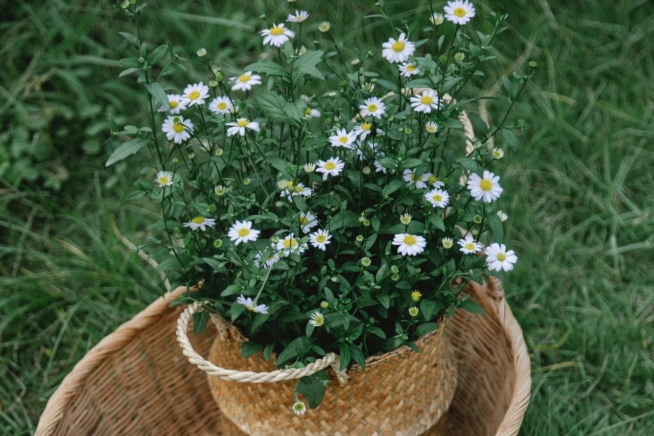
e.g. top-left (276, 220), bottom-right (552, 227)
top-left (338, 136), bottom-right (349, 144)
top-left (158, 176), bottom-right (170, 185)
top-left (287, 181), bottom-right (295, 188)
top-left (464, 242), bottom-right (476, 251)
top-left (428, 176), bottom-right (438, 184)
top-left (427, 125), bottom-right (437, 133)
top-left (406, 63), bottom-right (417, 71)
top-left (191, 217), bottom-right (205, 224)
top-left (237, 228), bottom-right (251, 237)
top-left (409, 173), bottom-right (416, 181)
top-left (313, 315), bottom-right (324, 326)
top-left (361, 122), bottom-right (372, 131)
top-left (315, 234), bottom-right (327, 243)
top-left (403, 235), bottom-right (417, 246)
top-left (238, 74), bottom-right (251, 83)
top-left (173, 124), bottom-right (185, 133)
top-left (237, 119), bottom-right (250, 127)
top-left (299, 216), bottom-right (309, 225)
top-left (432, 194), bottom-right (443, 202)
top-left (294, 185), bottom-right (305, 193)
top-left (367, 104), bottom-right (378, 113)
top-left (420, 95), bottom-right (434, 105)
top-left (324, 161), bottom-right (336, 170)
top-left (188, 90), bottom-right (200, 101)
top-left (283, 238), bottom-right (298, 248)
top-left (305, 107), bottom-right (312, 115)
top-left (170, 101), bottom-right (179, 109)
top-left (453, 7), bottom-right (467, 17)
top-left (217, 102), bottom-right (228, 110)
top-left (270, 26), bottom-right (284, 36)
top-left (245, 305), bottom-right (258, 312)
top-left (497, 253), bottom-right (507, 261)
top-left (479, 179), bottom-right (493, 191)
top-left (392, 41), bottom-right (406, 52)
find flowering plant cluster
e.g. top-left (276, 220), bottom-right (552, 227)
top-left (111, 0), bottom-right (531, 412)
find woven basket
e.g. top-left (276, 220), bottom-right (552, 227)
top-left (35, 276), bottom-right (530, 436)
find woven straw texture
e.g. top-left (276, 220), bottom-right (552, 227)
top-left (206, 314), bottom-right (456, 436)
top-left (35, 277), bottom-right (530, 436)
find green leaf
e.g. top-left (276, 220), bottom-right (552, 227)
top-left (203, 257), bottom-right (225, 272)
top-left (241, 341), bottom-right (263, 358)
top-left (328, 211), bottom-right (360, 232)
top-left (501, 127), bottom-right (520, 151)
top-left (221, 284), bottom-right (242, 297)
top-left (192, 311), bottom-right (209, 335)
top-left (367, 326), bottom-right (386, 339)
top-left (297, 370), bottom-right (328, 409)
top-left (429, 215), bottom-right (446, 231)
top-left (276, 337), bottom-right (312, 366)
top-left (502, 77), bottom-right (514, 98)
top-left (268, 158), bottom-right (294, 179)
top-left (457, 158), bottom-right (479, 172)
top-left (376, 79), bottom-right (399, 93)
top-left (399, 158), bottom-right (424, 169)
top-left (118, 67), bottom-right (141, 77)
top-left (376, 292), bottom-right (390, 309)
top-left (461, 299), bottom-right (485, 315)
top-left (245, 61), bottom-right (288, 77)
top-left (420, 300), bottom-right (442, 322)
top-left (487, 213), bottom-right (504, 243)
top-left (147, 44), bottom-right (168, 65)
top-left (294, 50), bottom-right (324, 68)
top-left (295, 65), bottom-right (325, 81)
top-left (257, 92), bottom-right (296, 125)
top-left (105, 137), bottom-right (149, 167)
top-left (467, 112), bottom-right (489, 136)
top-left (339, 342), bottom-right (351, 371)
top-left (415, 322), bottom-right (439, 336)
top-left (348, 343), bottom-right (366, 370)
top-left (382, 179), bottom-right (404, 197)
top-left (263, 343), bottom-right (274, 361)
top-left (118, 31), bottom-right (140, 50)
top-left (404, 79), bottom-right (433, 88)
top-left (377, 157), bottom-right (398, 171)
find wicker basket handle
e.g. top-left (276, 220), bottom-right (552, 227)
top-left (176, 302), bottom-right (349, 385)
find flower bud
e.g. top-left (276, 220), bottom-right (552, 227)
top-left (362, 166), bottom-right (371, 175)
top-left (213, 239), bottom-right (223, 248)
top-left (320, 300), bottom-right (329, 309)
top-left (361, 257), bottom-right (372, 267)
top-left (318, 22), bottom-right (330, 33)
top-left (391, 265), bottom-right (399, 274)
top-left (197, 48), bottom-right (207, 57)
top-left (356, 235), bottom-right (364, 243)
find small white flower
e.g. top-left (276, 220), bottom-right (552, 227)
top-left (309, 311), bottom-right (325, 326)
top-left (392, 233), bottom-right (427, 256)
top-left (485, 243), bottom-right (518, 272)
top-left (359, 97), bottom-right (386, 119)
top-left (196, 48), bottom-right (207, 57)
top-left (492, 148), bottom-right (504, 159)
top-left (442, 237), bottom-right (453, 249)
top-left (318, 22), bottom-right (330, 33)
top-left (305, 107), bottom-right (321, 118)
top-left (353, 122), bottom-right (374, 141)
top-left (374, 160), bottom-right (387, 173)
top-left (410, 90), bottom-right (442, 113)
top-left (231, 71), bottom-right (262, 92)
top-left (162, 116), bottom-right (194, 144)
top-left (208, 96), bottom-right (233, 115)
top-left (426, 174), bottom-right (444, 188)
top-left (467, 170), bottom-right (503, 203)
top-left (382, 33), bottom-right (416, 64)
top-left (299, 211), bottom-right (318, 233)
top-left (254, 250), bottom-right (280, 268)
top-left (184, 216), bottom-right (216, 231)
top-left (430, 12), bottom-right (445, 26)
top-left (458, 234), bottom-right (482, 254)
top-left (280, 182), bottom-right (311, 200)
top-left (158, 94), bottom-right (187, 114)
top-left (425, 188), bottom-right (450, 208)
top-left (287, 10), bottom-right (309, 23)
top-left (214, 185), bottom-right (229, 196)
top-left (403, 169), bottom-right (429, 189)
top-left (277, 233), bottom-right (307, 256)
top-left (237, 295), bottom-right (269, 314)
top-left (444, 0), bottom-right (476, 25)
top-left (304, 163), bottom-right (316, 173)
top-left (316, 157), bottom-right (345, 180)
top-left (181, 82), bottom-right (209, 106)
top-left (399, 62), bottom-right (421, 77)
top-left (329, 128), bottom-right (357, 148)
top-left (497, 210), bottom-right (508, 222)
top-left (400, 213), bottom-right (412, 225)
top-left (292, 401), bottom-right (307, 416)
top-left (228, 220), bottom-right (260, 245)
top-left (425, 121), bottom-right (439, 134)
top-left (261, 23), bottom-right (295, 47)
top-left (155, 171), bottom-right (174, 187)
top-left (226, 118), bottom-right (260, 137)
top-left (309, 229), bottom-right (332, 251)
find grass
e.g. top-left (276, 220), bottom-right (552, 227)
top-left (1, 0), bottom-right (654, 434)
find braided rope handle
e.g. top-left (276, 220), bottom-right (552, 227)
top-left (176, 302), bottom-right (349, 385)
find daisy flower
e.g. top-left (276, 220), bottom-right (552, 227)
top-left (254, 250), bottom-right (280, 269)
top-left (497, 210), bottom-right (508, 222)
top-left (485, 243), bottom-right (518, 272)
top-left (444, 0), bottom-right (476, 25)
top-left (298, 211), bottom-right (318, 234)
top-left (228, 220), bottom-right (260, 245)
top-left (237, 295), bottom-right (269, 314)
top-left (359, 97), bottom-right (386, 119)
top-left (154, 171), bottom-right (174, 187)
top-left (316, 157), bottom-right (345, 180)
top-left (318, 22), bottom-right (330, 33)
top-left (304, 163), bottom-right (316, 173)
top-left (403, 169), bottom-right (429, 189)
top-left (226, 119), bottom-right (260, 137)
top-left (309, 229), bottom-right (331, 251)
top-left (231, 71), bottom-right (262, 92)
top-left (426, 174), bottom-right (444, 188)
top-left (382, 33), bottom-right (416, 64)
top-left (329, 128), bottom-right (357, 148)
top-left (287, 10), bottom-right (309, 23)
top-left (280, 182), bottom-right (311, 200)
top-left (425, 121), bottom-right (439, 134)
top-left (400, 213), bottom-right (412, 225)
top-left (158, 94), bottom-right (187, 114)
top-left (162, 116), bottom-right (194, 144)
top-left (492, 148), bottom-right (504, 159)
top-left (292, 401), bottom-right (307, 416)
top-left (277, 233), bottom-right (307, 256)
top-left (261, 23), bottom-right (295, 47)
top-left (354, 122), bottom-right (374, 141)
top-left (305, 107), bottom-right (321, 118)
top-left (184, 216), bottom-right (216, 231)
top-left (430, 12), bottom-right (445, 26)
top-left (309, 311), bottom-right (325, 326)
top-left (458, 234), bottom-right (482, 254)
top-left (392, 233), bottom-right (427, 256)
top-left (399, 62), bottom-right (421, 77)
top-left (410, 90), bottom-right (442, 113)
top-left (467, 170), bottom-right (503, 203)
top-left (208, 96), bottom-right (233, 115)
top-left (181, 82), bottom-right (209, 107)
top-left (442, 237), bottom-right (454, 249)
top-left (425, 188), bottom-right (450, 208)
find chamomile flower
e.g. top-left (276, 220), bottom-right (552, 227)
top-left (309, 311), bottom-right (325, 326)
top-left (410, 90), bottom-right (442, 113)
top-left (305, 107), bottom-right (321, 118)
top-left (492, 148), bottom-right (504, 159)
top-left (287, 10), bottom-right (309, 23)
top-left (425, 121), bottom-right (439, 134)
top-left (231, 71), bottom-right (262, 92)
top-left (318, 22), bottom-right (330, 33)
top-left (304, 163), bottom-right (316, 173)
top-left (467, 170), bottom-right (503, 203)
top-left (399, 62), bottom-right (421, 77)
top-left (354, 122), bottom-right (374, 141)
top-left (183, 216), bottom-right (216, 231)
top-left (292, 401), bottom-right (307, 416)
top-left (497, 210), bottom-right (508, 222)
top-left (208, 96), bottom-right (233, 115)
top-left (155, 171), bottom-right (174, 187)
top-left (329, 128), bottom-right (357, 148)
top-left (254, 250), bottom-right (280, 268)
top-left (485, 243), bottom-right (518, 272)
top-left (158, 94), bottom-right (187, 114)
top-left (411, 290), bottom-right (422, 302)
top-left (214, 185), bottom-right (229, 196)
top-left (359, 97), bottom-right (386, 119)
top-left (430, 12), bottom-right (445, 26)
top-left (280, 182), bottom-right (311, 199)
top-left (408, 307), bottom-right (420, 317)
top-left (316, 157), bottom-right (345, 181)
top-left (392, 233), bottom-right (427, 256)
top-left (442, 237), bottom-right (454, 249)
top-left (298, 212), bottom-right (318, 234)
top-left (426, 174), bottom-right (445, 188)
top-left (309, 229), bottom-right (332, 251)
top-left (400, 213), bottom-right (412, 225)
top-left (425, 188), bottom-right (450, 208)
top-left (458, 234), bottom-right (482, 254)
top-left (237, 295), bottom-right (269, 314)
top-left (444, 0), bottom-right (476, 25)
top-left (277, 233), bottom-right (307, 256)
top-left (403, 169), bottom-right (429, 189)
top-left (261, 23), bottom-right (295, 47)
top-left (181, 82), bottom-right (209, 107)
top-left (226, 119), bottom-right (260, 137)
top-left (162, 116), bottom-right (194, 144)
top-left (196, 48), bottom-right (207, 57)
top-left (228, 220), bottom-right (260, 245)
top-left (382, 33), bottom-right (416, 64)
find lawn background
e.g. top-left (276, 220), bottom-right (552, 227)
top-left (1, 0), bottom-right (654, 434)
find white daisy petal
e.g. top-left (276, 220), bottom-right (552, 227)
top-left (392, 233), bottom-right (427, 256)
top-left (228, 220), bottom-right (260, 245)
top-left (382, 33), bottom-right (416, 64)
